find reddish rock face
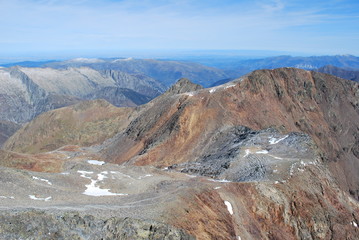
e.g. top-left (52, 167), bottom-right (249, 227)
top-left (163, 165), bottom-right (359, 240)
top-left (103, 68), bottom-right (359, 200)
top-left (97, 68), bottom-right (359, 239)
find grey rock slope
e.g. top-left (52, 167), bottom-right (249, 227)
top-left (101, 69), bottom-right (165, 98)
top-left (85, 87), bottom-right (152, 107)
top-left (0, 67), bottom-right (80, 124)
top-left (169, 126), bottom-right (317, 182)
top-left (19, 66), bottom-right (165, 99)
top-left (0, 210), bottom-right (194, 240)
top-left (0, 121), bottom-right (21, 146)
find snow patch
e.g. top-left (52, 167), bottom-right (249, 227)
top-left (214, 187), bottom-right (221, 190)
top-left (69, 58), bottom-right (104, 63)
top-left (238, 236), bottom-right (242, 240)
top-left (224, 201), bottom-right (234, 215)
top-left (112, 57), bottom-right (134, 62)
top-left (209, 88), bottom-right (216, 93)
top-left (243, 149), bottom-right (251, 158)
top-left (352, 221), bottom-right (358, 227)
top-left (32, 176), bottom-right (52, 185)
top-left (83, 179), bottom-right (127, 197)
top-left (0, 196), bottom-right (14, 199)
top-left (78, 171), bottom-right (94, 179)
top-left (184, 92), bottom-right (194, 97)
top-left (78, 170), bottom-right (127, 196)
top-left (87, 160), bottom-right (105, 165)
top-left (208, 178), bottom-right (232, 183)
top-left (97, 173), bottom-right (108, 181)
top-left (138, 174), bottom-right (153, 180)
top-left (186, 174), bottom-right (197, 178)
top-left (269, 135), bottom-right (288, 145)
top-left (224, 84), bottom-right (236, 89)
top-left (29, 195), bottom-right (52, 201)
top-left (256, 150), bottom-right (269, 154)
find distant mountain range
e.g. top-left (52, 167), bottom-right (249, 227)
top-left (2, 58), bottom-right (229, 87)
top-left (0, 66), bottom-right (164, 123)
top-left (3, 54), bottom-right (359, 82)
top-left (219, 54), bottom-right (359, 78)
top-left (316, 65), bottom-right (359, 82)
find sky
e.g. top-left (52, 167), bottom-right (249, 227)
top-left (0, 0), bottom-right (359, 60)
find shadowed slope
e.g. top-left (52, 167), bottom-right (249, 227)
top-left (317, 65), bottom-right (359, 82)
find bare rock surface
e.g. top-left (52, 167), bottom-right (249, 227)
top-left (169, 126), bottom-right (318, 182)
top-left (0, 210), bottom-right (194, 240)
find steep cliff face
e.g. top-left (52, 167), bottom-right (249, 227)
top-left (101, 70), bottom-right (165, 98)
top-left (0, 67), bottom-right (80, 124)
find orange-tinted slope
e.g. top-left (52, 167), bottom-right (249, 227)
top-left (3, 99), bottom-right (134, 154)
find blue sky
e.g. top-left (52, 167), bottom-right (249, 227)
top-left (0, 0), bottom-right (359, 59)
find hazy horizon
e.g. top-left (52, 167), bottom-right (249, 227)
top-left (1, 49), bottom-right (358, 66)
top-left (1, 0), bottom-right (359, 61)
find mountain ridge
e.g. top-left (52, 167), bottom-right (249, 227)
top-left (317, 65), bottom-right (359, 82)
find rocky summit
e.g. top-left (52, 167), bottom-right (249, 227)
top-left (0, 67), bottom-right (358, 239)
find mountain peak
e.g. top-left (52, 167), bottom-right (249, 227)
top-left (164, 78), bottom-right (203, 95)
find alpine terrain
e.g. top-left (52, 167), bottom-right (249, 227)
top-left (0, 67), bottom-right (358, 239)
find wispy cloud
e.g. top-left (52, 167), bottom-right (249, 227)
top-left (0, 0), bottom-right (358, 56)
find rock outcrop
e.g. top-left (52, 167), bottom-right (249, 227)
top-left (0, 210), bottom-right (194, 240)
top-left (163, 78), bottom-right (203, 96)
